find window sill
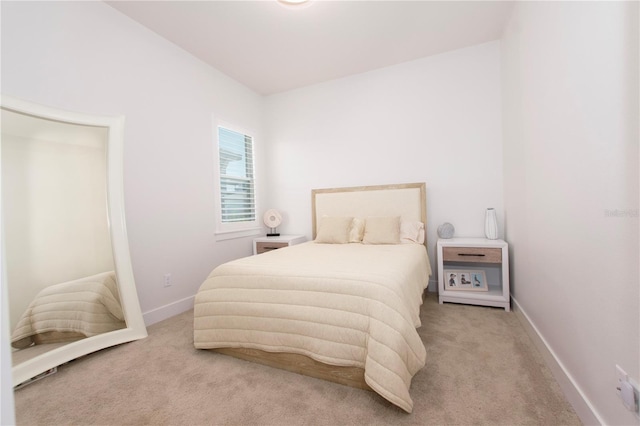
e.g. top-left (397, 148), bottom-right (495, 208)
top-left (214, 227), bottom-right (262, 241)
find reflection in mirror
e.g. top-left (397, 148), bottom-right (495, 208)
top-left (1, 96), bottom-right (147, 387)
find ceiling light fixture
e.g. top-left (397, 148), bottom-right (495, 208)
top-left (277, 0), bottom-right (313, 9)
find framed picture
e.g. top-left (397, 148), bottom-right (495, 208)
top-left (444, 269), bottom-right (488, 291)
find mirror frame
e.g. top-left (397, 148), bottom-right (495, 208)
top-left (1, 95), bottom-right (147, 386)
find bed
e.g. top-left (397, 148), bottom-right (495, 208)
top-left (11, 271), bottom-right (126, 349)
top-left (194, 183), bottom-right (431, 412)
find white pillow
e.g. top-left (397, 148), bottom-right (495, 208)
top-left (315, 216), bottom-right (353, 244)
top-left (363, 216), bottom-right (401, 245)
top-left (349, 218), bottom-right (365, 243)
top-left (400, 221), bottom-right (425, 244)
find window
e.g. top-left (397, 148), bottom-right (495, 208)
top-left (216, 125), bottom-right (258, 237)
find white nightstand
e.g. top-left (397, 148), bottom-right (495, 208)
top-left (253, 235), bottom-right (306, 255)
top-left (437, 237), bottom-right (510, 311)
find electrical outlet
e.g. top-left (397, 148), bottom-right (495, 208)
top-left (617, 365), bottom-right (628, 396)
top-left (616, 365), bottom-right (640, 416)
top-left (164, 273), bottom-right (172, 287)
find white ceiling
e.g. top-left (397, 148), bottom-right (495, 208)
top-left (107, 1), bottom-right (514, 95)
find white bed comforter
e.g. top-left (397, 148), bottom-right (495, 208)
top-left (194, 242), bottom-right (431, 412)
top-left (11, 271), bottom-right (125, 349)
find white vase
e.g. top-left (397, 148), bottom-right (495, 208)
top-left (484, 208), bottom-right (498, 240)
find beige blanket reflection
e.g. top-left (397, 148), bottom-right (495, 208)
top-left (11, 271), bottom-right (126, 349)
top-left (194, 242), bottom-right (431, 412)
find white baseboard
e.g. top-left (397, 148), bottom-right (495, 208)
top-left (512, 296), bottom-right (603, 425)
top-left (142, 295), bottom-right (195, 326)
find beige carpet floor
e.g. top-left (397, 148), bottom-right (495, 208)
top-left (14, 294), bottom-right (581, 425)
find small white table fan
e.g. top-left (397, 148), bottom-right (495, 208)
top-left (263, 209), bottom-right (282, 237)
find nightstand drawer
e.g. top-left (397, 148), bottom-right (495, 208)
top-left (256, 241), bottom-right (289, 254)
top-left (443, 247), bottom-right (502, 263)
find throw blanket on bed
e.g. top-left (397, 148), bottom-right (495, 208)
top-left (11, 271), bottom-right (125, 349)
top-left (194, 242), bottom-right (431, 413)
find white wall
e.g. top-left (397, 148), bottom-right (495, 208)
top-left (1, 1), bottom-right (265, 321)
top-left (502, 2), bottom-right (639, 424)
top-left (264, 41), bottom-right (504, 284)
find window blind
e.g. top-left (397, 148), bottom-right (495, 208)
top-left (218, 126), bottom-right (255, 223)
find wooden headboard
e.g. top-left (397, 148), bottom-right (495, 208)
top-left (311, 182), bottom-right (427, 243)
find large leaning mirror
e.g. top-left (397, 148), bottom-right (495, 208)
top-left (1, 95), bottom-right (147, 387)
